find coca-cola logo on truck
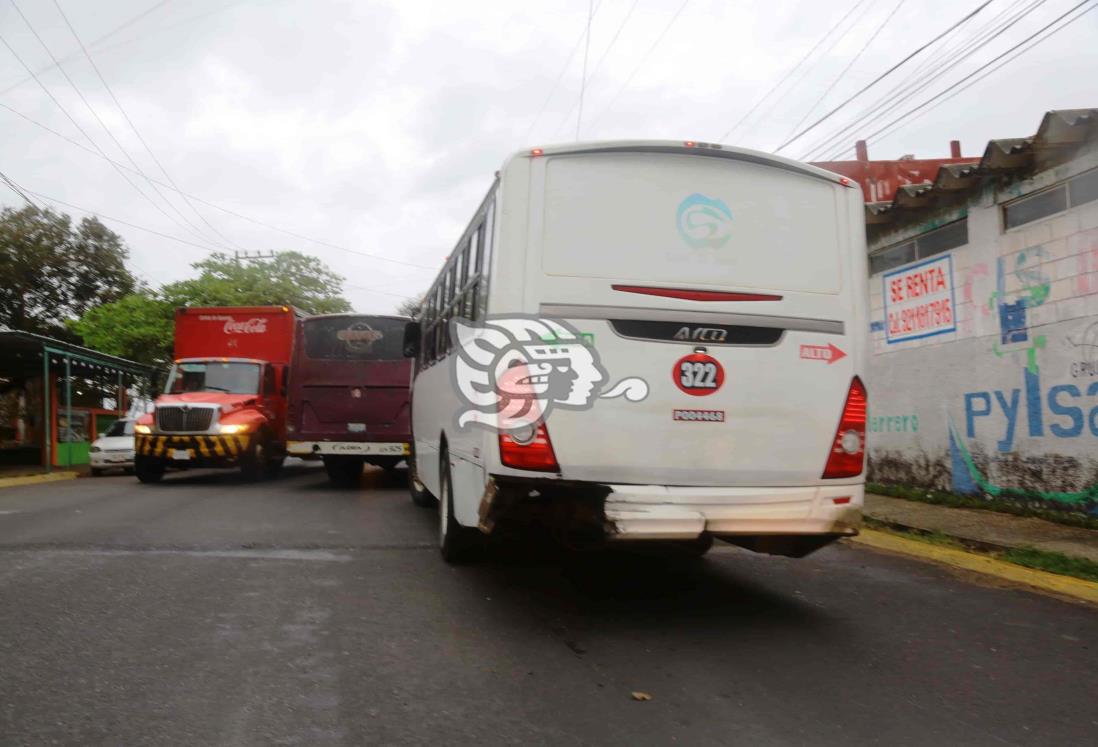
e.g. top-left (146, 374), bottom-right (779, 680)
top-left (223, 318), bottom-right (268, 335)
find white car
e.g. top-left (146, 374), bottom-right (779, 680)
top-left (90, 419), bottom-right (136, 476)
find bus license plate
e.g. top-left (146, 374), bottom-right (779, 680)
top-left (172, 449), bottom-right (190, 460)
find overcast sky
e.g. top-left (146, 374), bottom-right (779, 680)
top-left (1, 0), bottom-right (1095, 313)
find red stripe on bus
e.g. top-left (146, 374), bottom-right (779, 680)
top-left (611, 285), bottom-right (783, 302)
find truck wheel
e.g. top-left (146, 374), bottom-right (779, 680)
top-left (264, 455), bottom-right (285, 479)
top-left (134, 456), bottom-right (164, 484)
top-left (439, 451), bottom-right (481, 564)
top-left (323, 456), bottom-right (363, 487)
top-left (241, 433), bottom-right (273, 481)
top-left (408, 456), bottom-right (436, 508)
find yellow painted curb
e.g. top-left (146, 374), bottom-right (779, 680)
top-left (850, 528), bottom-right (1098, 605)
top-left (0, 471), bottom-right (79, 490)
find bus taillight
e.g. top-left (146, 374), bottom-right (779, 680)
top-left (822, 377), bottom-right (867, 479)
top-left (499, 422), bottom-right (559, 472)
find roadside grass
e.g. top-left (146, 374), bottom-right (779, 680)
top-left (868, 482), bottom-right (1098, 532)
top-left (1001, 547), bottom-right (1098, 584)
top-left (862, 517), bottom-right (1098, 584)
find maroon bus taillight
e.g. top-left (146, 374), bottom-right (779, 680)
top-left (499, 421), bottom-right (559, 472)
top-left (822, 376), bottom-right (867, 479)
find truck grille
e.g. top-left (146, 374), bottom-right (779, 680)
top-left (156, 406), bottom-right (215, 433)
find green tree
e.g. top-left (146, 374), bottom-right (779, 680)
top-left (0, 205), bottom-right (135, 337)
top-left (161, 251), bottom-right (352, 314)
top-left (71, 250), bottom-right (352, 367)
top-left (68, 292), bottom-right (174, 367)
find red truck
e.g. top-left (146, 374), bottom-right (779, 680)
top-left (286, 314), bottom-right (413, 486)
top-left (134, 306), bottom-right (304, 483)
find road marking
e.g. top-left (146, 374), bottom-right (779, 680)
top-left (849, 528), bottom-right (1098, 605)
top-left (0, 472), bottom-right (79, 490)
top-left (1, 548), bottom-right (354, 562)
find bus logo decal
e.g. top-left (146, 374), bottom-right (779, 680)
top-left (451, 316), bottom-right (648, 433)
top-left (676, 193), bottom-right (733, 249)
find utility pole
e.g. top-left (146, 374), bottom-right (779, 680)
top-left (234, 250), bottom-right (277, 264)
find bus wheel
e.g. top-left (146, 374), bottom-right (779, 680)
top-left (408, 457), bottom-right (436, 508)
top-left (134, 456), bottom-right (164, 484)
top-left (439, 451), bottom-right (481, 564)
top-left (323, 456), bottom-right (362, 487)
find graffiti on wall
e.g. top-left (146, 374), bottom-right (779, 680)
top-left (950, 245), bottom-right (1098, 508)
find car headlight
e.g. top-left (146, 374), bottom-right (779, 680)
top-left (90, 445), bottom-right (101, 453)
top-left (218, 423), bottom-right (250, 435)
top-left (134, 424), bottom-right (151, 434)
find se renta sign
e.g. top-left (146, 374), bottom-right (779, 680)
top-left (883, 254), bottom-right (957, 344)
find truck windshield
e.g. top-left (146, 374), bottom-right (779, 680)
top-left (165, 361), bottom-right (261, 394)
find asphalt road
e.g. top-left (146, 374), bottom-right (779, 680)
top-left (1, 464), bottom-right (1095, 746)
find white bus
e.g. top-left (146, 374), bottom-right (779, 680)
top-left (405, 140), bottom-right (867, 563)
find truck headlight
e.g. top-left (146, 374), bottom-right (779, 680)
top-left (218, 423), bottom-right (250, 435)
top-left (134, 424), bottom-right (151, 434)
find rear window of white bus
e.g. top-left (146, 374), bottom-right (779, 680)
top-left (540, 153), bottom-right (844, 294)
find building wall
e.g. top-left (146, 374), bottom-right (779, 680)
top-left (866, 147), bottom-right (1098, 513)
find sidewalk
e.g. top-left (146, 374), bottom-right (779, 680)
top-left (864, 493), bottom-right (1098, 564)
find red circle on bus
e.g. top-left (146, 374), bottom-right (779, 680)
top-left (672, 353), bottom-right (724, 396)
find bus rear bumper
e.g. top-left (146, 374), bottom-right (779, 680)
top-left (287, 441), bottom-right (410, 457)
top-left (603, 483), bottom-right (863, 542)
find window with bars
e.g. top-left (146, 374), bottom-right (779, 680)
top-left (869, 218), bottom-right (968, 275)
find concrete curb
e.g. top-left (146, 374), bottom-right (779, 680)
top-left (849, 528), bottom-right (1098, 605)
top-left (847, 527), bottom-right (1098, 601)
top-left (0, 472), bottom-right (79, 490)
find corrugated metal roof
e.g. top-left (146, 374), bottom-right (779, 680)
top-left (857, 108), bottom-right (1097, 229)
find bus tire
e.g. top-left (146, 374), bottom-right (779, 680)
top-left (323, 456), bottom-right (362, 487)
top-left (408, 456), bottom-right (436, 508)
top-left (134, 456), bottom-right (164, 484)
top-left (439, 450), bottom-right (481, 564)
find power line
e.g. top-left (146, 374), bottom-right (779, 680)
top-left (801, 0), bottom-right (1032, 159)
top-left (575, 0), bottom-right (595, 140)
top-left (745, 0), bottom-right (876, 147)
top-left (773, 0), bottom-right (995, 153)
top-left (0, 10), bottom-right (226, 252)
top-left (585, 0), bottom-right (692, 131)
top-left (846, 0), bottom-right (1096, 154)
top-left (0, 0), bottom-right (176, 97)
top-left (0, 101), bottom-right (437, 272)
top-left (553, 0), bottom-right (641, 138)
top-left (523, 0), bottom-right (605, 142)
top-left (21, 186), bottom-right (417, 302)
top-left (49, 0), bottom-right (245, 252)
top-left (0, 168), bottom-right (38, 207)
top-left (717, 0), bottom-right (866, 143)
top-left (779, 0), bottom-right (907, 148)
top-left (865, 0), bottom-right (1095, 150)
top-left (805, 0), bottom-right (1050, 160)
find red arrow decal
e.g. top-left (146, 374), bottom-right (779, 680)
top-left (800, 343), bottom-right (847, 364)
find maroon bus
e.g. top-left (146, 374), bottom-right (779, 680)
top-left (286, 314), bottom-right (413, 486)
